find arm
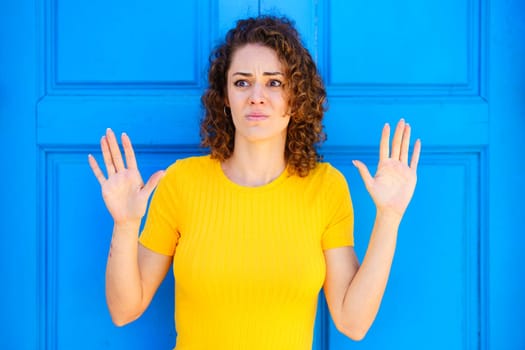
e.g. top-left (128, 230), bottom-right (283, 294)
top-left (323, 211), bottom-right (400, 340)
top-left (323, 119), bottom-right (421, 340)
top-left (105, 224), bottom-right (172, 326)
top-left (88, 128), bottom-right (167, 326)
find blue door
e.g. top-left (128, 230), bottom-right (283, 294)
top-left (1, 0), bottom-right (524, 349)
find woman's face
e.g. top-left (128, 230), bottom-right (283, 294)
top-left (225, 43), bottom-right (291, 145)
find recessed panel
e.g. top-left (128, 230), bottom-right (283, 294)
top-left (325, 0), bottom-right (473, 89)
top-left (53, 0), bottom-right (204, 85)
top-left (45, 150), bottom-right (200, 348)
top-left (320, 150), bottom-right (480, 349)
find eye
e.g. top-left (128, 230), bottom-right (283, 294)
top-left (234, 80), bottom-right (250, 87)
top-left (268, 79), bottom-right (283, 87)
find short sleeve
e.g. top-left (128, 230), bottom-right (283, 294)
top-left (139, 163), bottom-right (180, 256)
top-left (321, 166), bottom-right (354, 250)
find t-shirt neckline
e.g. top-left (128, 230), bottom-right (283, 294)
top-left (213, 156), bottom-right (290, 193)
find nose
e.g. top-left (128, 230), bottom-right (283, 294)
top-left (249, 83), bottom-right (265, 104)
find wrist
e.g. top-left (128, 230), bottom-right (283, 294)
top-left (113, 219), bottom-right (142, 233)
top-left (375, 208), bottom-right (403, 226)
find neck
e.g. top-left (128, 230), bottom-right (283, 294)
top-left (222, 138), bottom-right (287, 187)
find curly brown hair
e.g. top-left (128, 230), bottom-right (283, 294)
top-left (200, 15), bottom-right (327, 177)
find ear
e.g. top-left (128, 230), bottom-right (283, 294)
top-left (224, 98), bottom-right (230, 107)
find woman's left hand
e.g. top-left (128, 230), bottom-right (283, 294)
top-left (352, 119), bottom-right (421, 218)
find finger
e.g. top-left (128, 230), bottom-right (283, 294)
top-left (390, 119), bottom-right (406, 160)
top-left (122, 132), bottom-right (138, 170)
top-left (106, 128), bottom-right (125, 172)
top-left (379, 123), bottom-right (390, 162)
top-left (142, 170), bottom-right (165, 197)
top-left (400, 123), bottom-right (411, 165)
top-left (88, 154), bottom-right (106, 185)
top-left (352, 160), bottom-right (373, 190)
top-left (410, 139), bottom-right (422, 170)
top-left (101, 136), bottom-right (116, 176)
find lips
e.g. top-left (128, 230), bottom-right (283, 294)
top-left (246, 113), bottom-right (269, 121)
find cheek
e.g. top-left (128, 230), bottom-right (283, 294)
top-left (227, 91), bottom-right (246, 109)
top-left (280, 115), bottom-right (291, 129)
top-left (276, 93), bottom-right (290, 111)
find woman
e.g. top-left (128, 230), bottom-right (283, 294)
top-left (88, 15), bottom-right (420, 350)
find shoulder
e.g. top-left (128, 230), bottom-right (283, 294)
top-left (288, 162), bottom-right (350, 198)
top-left (305, 162), bottom-right (348, 187)
top-left (165, 154), bottom-right (214, 175)
top-left (160, 154), bottom-right (215, 187)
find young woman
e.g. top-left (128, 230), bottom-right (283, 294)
top-left (88, 15), bottom-right (421, 350)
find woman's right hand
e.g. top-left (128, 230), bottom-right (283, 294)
top-left (88, 128), bottom-right (165, 227)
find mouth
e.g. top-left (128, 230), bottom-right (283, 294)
top-left (245, 113), bottom-right (269, 121)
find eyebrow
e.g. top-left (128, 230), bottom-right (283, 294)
top-left (232, 71), bottom-right (284, 77)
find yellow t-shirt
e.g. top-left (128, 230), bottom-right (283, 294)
top-left (139, 155), bottom-right (353, 350)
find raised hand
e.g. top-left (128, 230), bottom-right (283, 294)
top-left (88, 128), bottom-right (165, 226)
top-left (352, 119), bottom-right (421, 218)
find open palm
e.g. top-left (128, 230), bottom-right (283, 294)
top-left (88, 128), bottom-right (165, 225)
top-left (353, 119), bottom-right (421, 217)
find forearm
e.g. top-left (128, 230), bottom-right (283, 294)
top-left (105, 221), bottom-right (144, 325)
top-left (341, 209), bottom-right (401, 338)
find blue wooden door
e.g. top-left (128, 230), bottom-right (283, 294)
top-left (1, 0), bottom-right (524, 349)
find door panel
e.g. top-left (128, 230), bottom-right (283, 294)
top-left (325, 0), bottom-right (471, 86)
top-left (262, 0), bottom-right (486, 348)
top-left (55, 1), bottom-right (199, 83)
top-left (43, 151), bottom-right (185, 348)
top-left (1, 0), bottom-right (524, 349)
top-left (321, 152), bottom-right (483, 349)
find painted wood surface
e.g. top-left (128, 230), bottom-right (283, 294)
top-left (0, 0), bottom-right (523, 348)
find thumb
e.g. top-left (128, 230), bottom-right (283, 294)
top-left (352, 160), bottom-right (373, 190)
top-left (142, 170), bottom-right (165, 196)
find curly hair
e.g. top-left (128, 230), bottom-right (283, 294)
top-left (200, 15), bottom-right (327, 177)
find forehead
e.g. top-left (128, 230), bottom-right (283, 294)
top-left (228, 44), bottom-right (284, 72)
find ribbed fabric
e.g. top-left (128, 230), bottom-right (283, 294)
top-left (139, 155), bottom-right (354, 350)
